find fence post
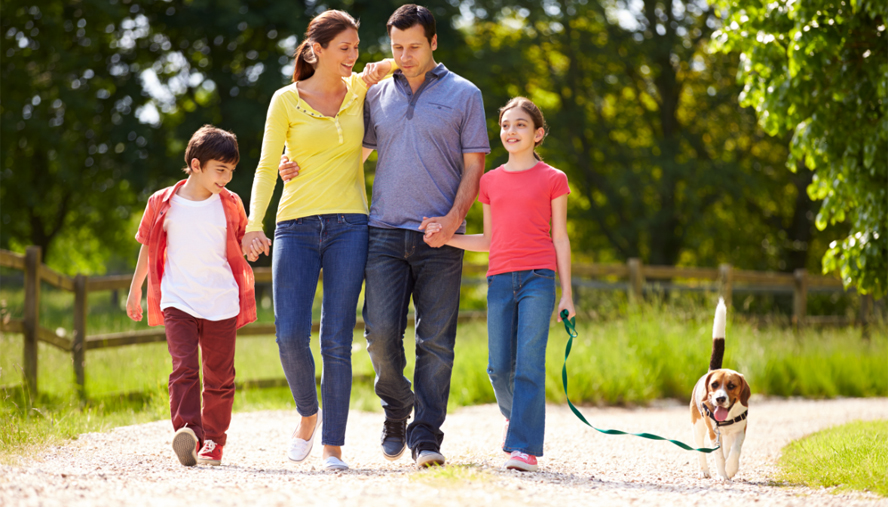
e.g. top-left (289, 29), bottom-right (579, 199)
top-left (858, 293), bottom-right (872, 341)
top-left (627, 258), bottom-right (644, 303)
top-left (718, 263), bottom-right (733, 308)
top-left (23, 246), bottom-right (41, 397)
top-left (792, 268), bottom-right (808, 330)
top-left (73, 274), bottom-right (88, 400)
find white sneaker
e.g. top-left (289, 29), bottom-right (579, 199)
top-left (288, 410), bottom-right (322, 463)
top-left (323, 456), bottom-right (349, 471)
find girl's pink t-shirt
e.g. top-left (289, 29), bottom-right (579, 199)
top-left (478, 161), bottom-right (570, 277)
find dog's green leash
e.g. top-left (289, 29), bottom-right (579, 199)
top-left (559, 310), bottom-right (720, 453)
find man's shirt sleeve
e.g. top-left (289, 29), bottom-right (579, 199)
top-left (460, 88), bottom-right (491, 154)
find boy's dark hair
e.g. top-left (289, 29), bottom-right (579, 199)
top-left (183, 125), bottom-right (239, 174)
top-left (386, 4), bottom-right (436, 43)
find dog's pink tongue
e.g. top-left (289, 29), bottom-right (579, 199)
top-left (714, 407), bottom-right (729, 422)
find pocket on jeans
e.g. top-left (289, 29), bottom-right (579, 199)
top-left (342, 214), bottom-right (369, 226)
top-left (276, 219), bottom-right (301, 231)
top-left (531, 268), bottom-right (555, 279)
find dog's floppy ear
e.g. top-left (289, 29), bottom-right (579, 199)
top-left (738, 373), bottom-right (751, 406)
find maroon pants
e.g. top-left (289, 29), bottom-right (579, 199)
top-left (163, 307), bottom-right (237, 446)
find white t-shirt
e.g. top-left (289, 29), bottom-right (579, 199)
top-left (160, 193), bottom-right (240, 321)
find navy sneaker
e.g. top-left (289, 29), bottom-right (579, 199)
top-left (381, 418), bottom-right (408, 461)
top-left (412, 444), bottom-right (445, 468)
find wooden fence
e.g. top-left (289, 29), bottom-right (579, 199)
top-left (0, 247), bottom-right (872, 398)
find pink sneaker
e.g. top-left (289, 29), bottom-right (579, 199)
top-left (197, 439), bottom-right (223, 466)
top-left (505, 450), bottom-right (539, 472)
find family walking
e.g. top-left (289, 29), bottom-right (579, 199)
top-left (125, 4), bottom-right (576, 474)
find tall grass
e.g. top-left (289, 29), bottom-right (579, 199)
top-left (1, 287), bottom-right (885, 463)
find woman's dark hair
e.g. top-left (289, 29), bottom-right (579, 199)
top-left (183, 125), bottom-right (239, 174)
top-left (386, 4), bottom-right (436, 43)
top-left (293, 10), bottom-right (360, 82)
top-left (498, 97), bottom-right (548, 161)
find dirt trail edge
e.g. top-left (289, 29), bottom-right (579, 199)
top-left (2, 398), bottom-right (887, 507)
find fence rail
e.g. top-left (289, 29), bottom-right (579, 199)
top-left (0, 247), bottom-right (872, 399)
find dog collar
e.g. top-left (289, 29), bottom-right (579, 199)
top-left (702, 402), bottom-right (748, 427)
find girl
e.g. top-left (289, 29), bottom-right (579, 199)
top-left (241, 10), bottom-right (395, 471)
top-left (425, 97), bottom-right (575, 472)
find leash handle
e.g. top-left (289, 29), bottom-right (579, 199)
top-left (559, 310), bottom-right (720, 453)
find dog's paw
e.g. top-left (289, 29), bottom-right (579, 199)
top-left (699, 470), bottom-right (711, 479)
top-left (726, 464), bottom-right (739, 478)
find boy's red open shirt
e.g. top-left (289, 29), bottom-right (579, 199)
top-left (135, 180), bottom-right (257, 329)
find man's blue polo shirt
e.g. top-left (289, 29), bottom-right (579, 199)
top-left (363, 63), bottom-right (490, 234)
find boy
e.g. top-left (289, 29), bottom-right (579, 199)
top-left (126, 125), bottom-right (258, 466)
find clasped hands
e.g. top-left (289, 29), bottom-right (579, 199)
top-left (278, 154), bottom-right (456, 249)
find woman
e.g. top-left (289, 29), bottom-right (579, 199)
top-left (241, 10), bottom-right (394, 471)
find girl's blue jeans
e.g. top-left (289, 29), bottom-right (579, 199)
top-left (486, 268), bottom-right (556, 456)
top-left (272, 214), bottom-right (368, 446)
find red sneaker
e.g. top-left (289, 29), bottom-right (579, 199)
top-left (505, 451), bottom-right (539, 472)
top-left (198, 440), bottom-right (223, 466)
top-left (172, 427), bottom-right (199, 467)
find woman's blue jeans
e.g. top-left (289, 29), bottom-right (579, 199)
top-left (486, 268), bottom-right (556, 456)
top-left (273, 214), bottom-right (368, 446)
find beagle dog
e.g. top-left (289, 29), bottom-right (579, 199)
top-left (690, 298), bottom-right (750, 480)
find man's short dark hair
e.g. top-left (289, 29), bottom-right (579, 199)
top-left (183, 125), bottom-right (239, 174)
top-left (386, 4), bottom-right (436, 43)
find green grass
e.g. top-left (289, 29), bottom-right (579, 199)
top-left (1, 286), bottom-right (885, 464)
top-left (410, 464), bottom-right (494, 486)
top-left (777, 420), bottom-right (888, 497)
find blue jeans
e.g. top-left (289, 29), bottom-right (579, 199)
top-left (273, 214), bottom-right (368, 446)
top-left (487, 268), bottom-right (556, 456)
top-left (363, 227), bottom-right (464, 452)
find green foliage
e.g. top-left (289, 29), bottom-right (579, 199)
top-left (0, 0), bottom-right (163, 273)
top-left (457, 1), bottom-right (829, 273)
top-left (1, 0), bottom-right (461, 274)
top-left (777, 419), bottom-right (888, 497)
top-left (713, 0), bottom-right (888, 298)
top-left (2, 0), bottom-right (845, 278)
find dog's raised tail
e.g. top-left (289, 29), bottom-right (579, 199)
top-left (709, 298), bottom-right (727, 371)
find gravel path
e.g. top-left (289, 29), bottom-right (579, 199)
top-left (2, 397), bottom-right (887, 507)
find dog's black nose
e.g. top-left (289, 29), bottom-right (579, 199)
top-left (716, 396), bottom-right (727, 403)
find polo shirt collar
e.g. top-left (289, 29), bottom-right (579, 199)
top-left (394, 62), bottom-right (449, 83)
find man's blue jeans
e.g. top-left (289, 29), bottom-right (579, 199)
top-left (363, 227), bottom-right (464, 452)
top-left (273, 214), bottom-right (368, 447)
top-left (487, 268), bottom-right (556, 456)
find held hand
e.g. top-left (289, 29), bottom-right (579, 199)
top-left (242, 231), bottom-right (272, 261)
top-left (557, 295), bottom-right (576, 322)
top-left (419, 215), bottom-right (458, 248)
top-left (279, 155), bottom-right (301, 183)
top-left (422, 220), bottom-right (443, 240)
top-left (361, 60), bottom-right (390, 86)
top-left (126, 288), bottom-right (143, 322)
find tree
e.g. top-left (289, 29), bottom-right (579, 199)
top-left (713, 0), bottom-right (887, 298)
top-left (0, 0), bottom-right (466, 273)
top-left (460, 0), bottom-right (824, 273)
top-left (1, 0), bottom-right (162, 272)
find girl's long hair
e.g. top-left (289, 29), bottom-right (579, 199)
top-left (292, 10), bottom-right (360, 82)
top-left (498, 97), bottom-right (548, 161)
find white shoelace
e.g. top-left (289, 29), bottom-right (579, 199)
top-left (509, 451), bottom-right (531, 460)
top-left (201, 440), bottom-right (217, 453)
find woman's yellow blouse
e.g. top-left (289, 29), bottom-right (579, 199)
top-left (246, 68), bottom-right (390, 232)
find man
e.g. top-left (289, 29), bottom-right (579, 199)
top-left (362, 4), bottom-right (489, 468)
top-left (279, 4), bottom-right (488, 468)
